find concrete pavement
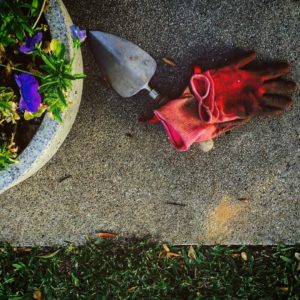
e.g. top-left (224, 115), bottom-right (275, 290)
top-left (0, 0), bottom-right (299, 245)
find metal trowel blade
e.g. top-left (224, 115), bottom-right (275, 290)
top-left (89, 31), bottom-right (157, 98)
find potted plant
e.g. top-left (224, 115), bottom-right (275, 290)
top-left (0, 0), bottom-right (85, 194)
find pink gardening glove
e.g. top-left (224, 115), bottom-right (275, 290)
top-left (149, 87), bottom-right (247, 151)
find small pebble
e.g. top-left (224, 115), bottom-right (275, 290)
top-left (198, 139), bottom-right (214, 152)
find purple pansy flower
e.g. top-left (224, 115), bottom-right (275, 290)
top-left (19, 32), bottom-right (43, 54)
top-left (70, 25), bottom-right (86, 42)
top-left (14, 73), bottom-right (42, 112)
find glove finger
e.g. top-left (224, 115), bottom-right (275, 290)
top-left (257, 63), bottom-right (291, 80)
top-left (227, 51), bottom-right (256, 69)
top-left (258, 106), bottom-right (283, 116)
top-left (261, 79), bottom-right (298, 94)
top-left (260, 94), bottom-right (292, 109)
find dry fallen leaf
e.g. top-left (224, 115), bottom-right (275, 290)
top-left (98, 232), bottom-right (116, 239)
top-left (188, 246), bottom-right (197, 261)
top-left (166, 252), bottom-right (182, 258)
top-left (163, 244), bottom-right (170, 253)
top-left (41, 24), bottom-right (49, 32)
top-left (37, 249), bottom-right (61, 259)
top-left (279, 287), bottom-right (289, 293)
top-left (127, 286), bottom-right (138, 293)
top-left (162, 57), bottom-right (176, 67)
top-left (231, 253), bottom-right (240, 258)
top-left (33, 290), bottom-right (42, 300)
top-left (241, 252), bottom-right (248, 261)
top-left (297, 262), bottom-right (300, 272)
top-left (158, 251), bottom-right (165, 260)
top-left (13, 247), bottom-right (32, 253)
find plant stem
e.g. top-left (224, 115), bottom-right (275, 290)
top-left (32, 0), bottom-right (47, 29)
top-left (0, 63), bottom-right (43, 78)
top-left (39, 80), bottom-right (59, 89)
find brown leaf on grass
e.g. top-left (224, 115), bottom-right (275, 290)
top-left (231, 253), bottom-right (240, 258)
top-left (161, 57), bottom-right (176, 67)
top-left (127, 286), bottom-right (138, 293)
top-left (97, 232), bottom-right (116, 239)
top-left (159, 245), bottom-right (181, 259)
top-left (14, 247), bottom-right (32, 253)
top-left (241, 252), bottom-right (248, 261)
top-left (297, 262), bottom-right (300, 272)
top-left (279, 287), bottom-right (289, 293)
top-left (158, 251), bottom-right (165, 260)
top-left (163, 244), bottom-right (170, 253)
top-left (166, 252), bottom-right (182, 258)
top-left (188, 246), bottom-right (197, 261)
top-left (33, 290), bottom-right (42, 300)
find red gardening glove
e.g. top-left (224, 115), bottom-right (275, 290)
top-left (191, 52), bottom-right (297, 123)
top-left (148, 52), bottom-right (297, 151)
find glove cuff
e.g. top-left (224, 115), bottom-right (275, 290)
top-left (190, 71), bottom-right (217, 123)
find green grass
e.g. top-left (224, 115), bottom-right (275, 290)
top-left (0, 239), bottom-right (299, 299)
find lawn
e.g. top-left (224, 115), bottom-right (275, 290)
top-left (0, 238), bottom-right (299, 299)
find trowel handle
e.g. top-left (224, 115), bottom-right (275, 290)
top-left (146, 86), bottom-right (169, 107)
top-left (147, 88), bottom-right (160, 100)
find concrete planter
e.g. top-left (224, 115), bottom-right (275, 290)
top-left (0, 0), bottom-right (83, 194)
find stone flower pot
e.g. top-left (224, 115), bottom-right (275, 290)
top-left (0, 0), bottom-right (83, 194)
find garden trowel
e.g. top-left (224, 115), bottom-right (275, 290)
top-left (88, 30), bottom-right (160, 100)
top-left (88, 30), bottom-right (214, 152)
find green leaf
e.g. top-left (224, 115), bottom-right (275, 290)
top-left (39, 51), bottom-right (57, 71)
top-left (49, 39), bottom-right (66, 59)
top-left (38, 80), bottom-right (59, 93)
top-left (55, 42), bottom-right (65, 59)
top-left (280, 256), bottom-right (293, 264)
top-left (0, 91), bottom-right (14, 102)
top-left (0, 142), bottom-right (17, 171)
top-left (57, 88), bottom-right (67, 107)
top-left (12, 262), bottom-right (26, 270)
top-left (63, 74), bottom-right (77, 80)
top-left (31, 0), bottom-right (40, 15)
top-left (72, 73), bottom-right (86, 79)
top-left (0, 100), bottom-right (12, 110)
top-left (14, 27), bottom-right (24, 41)
top-left (49, 105), bottom-right (63, 123)
top-left (71, 273), bottom-right (80, 286)
top-left (21, 22), bottom-right (34, 36)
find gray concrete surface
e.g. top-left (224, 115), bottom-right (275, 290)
top-left (0, 0), bottom-right (299, 246)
